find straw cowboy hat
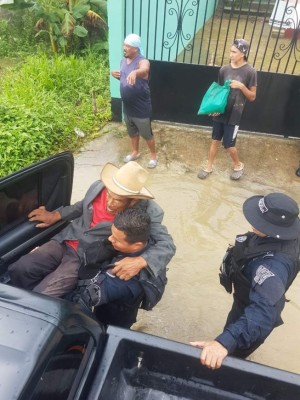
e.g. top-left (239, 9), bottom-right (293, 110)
top-left (243, 193), bottom-right (300, 240)
top-left (101, 161), bottom-right (154, 200)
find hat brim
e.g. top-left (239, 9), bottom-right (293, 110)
top-left (101, 163), bottom-right (154, 200)
top-left (243, 195), bottom-right (300, 240)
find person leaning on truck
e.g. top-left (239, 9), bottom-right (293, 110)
top-left (8, 161), bottom-right (176, 311)
top-left (191, 193), bottom-right (300, 369)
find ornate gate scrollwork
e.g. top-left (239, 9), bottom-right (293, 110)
top-left (163, 0), bottom-right (200, 51)
top-left (273, 4), bottom-right (300, 64)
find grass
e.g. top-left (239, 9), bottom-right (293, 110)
top-left (0, 52), bottom-right (112, 177)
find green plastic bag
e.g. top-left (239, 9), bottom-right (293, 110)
top-left (197, 79), bottom-right (231, 115)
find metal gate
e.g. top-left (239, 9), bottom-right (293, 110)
top-left (123, 0), bottom-right (300, 74)
top-left (108, 0), bottom-right (300, 137)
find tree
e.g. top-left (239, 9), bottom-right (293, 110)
top-left (0, 0), bottom-right (107, 54)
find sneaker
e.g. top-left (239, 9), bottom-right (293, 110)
top-left (147, 159), bottom-right (158, 169)
top-left (197, 169), bottom-right (212, 179)
top-left (230, 162), bottom-right (244, 180)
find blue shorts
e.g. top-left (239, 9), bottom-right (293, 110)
top-left (212, 120), bottom-right (239, 149)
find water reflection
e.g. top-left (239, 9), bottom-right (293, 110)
top-left (134, 171), bottom-right (300, 374)
top-left (73, 123), bottom-right (300, 374)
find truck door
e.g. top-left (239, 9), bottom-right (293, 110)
top-left (0, 152), bottom-right (74, 280)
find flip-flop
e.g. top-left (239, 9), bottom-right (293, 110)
top-left (123, 153), bottom-right (141, 163)
top-left (197, 169), bottom-right (212, 179)
top-left (230, 162), bottom-right (244, 180)
top-left (147, 159), bottom-right (158, 169)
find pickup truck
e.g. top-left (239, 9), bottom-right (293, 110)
top-left (1, 152), bottom-right (300, 400)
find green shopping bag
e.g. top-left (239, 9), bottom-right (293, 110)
top-left (197, 79), bottom-right (231, 115)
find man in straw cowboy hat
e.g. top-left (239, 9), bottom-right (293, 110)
top-left (8, 161), bottom-right (175, 323)
top-left (191, 192), bottom-right (300, 369)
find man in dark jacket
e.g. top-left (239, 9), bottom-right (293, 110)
top-left (70, 208), bottom-right (161, 306)
top-left (191, 192), bottom-right (300, 369)
top-left (8, 161), bottom-right (175, 301)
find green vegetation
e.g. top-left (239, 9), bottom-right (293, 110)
top-left (0, 0), bottom-right (108, 55)
top-left (0, 53), bottom-right (111, 177)
top-left (0, 0), bottom-right (111, 177)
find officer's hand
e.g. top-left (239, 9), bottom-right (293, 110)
top-left (112, 256), bottom-right (147, 280)
top-left (28, 206), bottom-right (62, 228)
top-left (190, 340), bottom-right (228, 369)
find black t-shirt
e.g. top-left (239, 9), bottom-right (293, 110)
top-left (215, 63), bottom-right (257, 126)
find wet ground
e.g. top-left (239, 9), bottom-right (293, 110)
top-left (72, 121), bottom-right (300, 374)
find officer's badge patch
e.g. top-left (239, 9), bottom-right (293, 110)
top-left (236, 235), bottom-right (247, 243)
top-left (254, 265), bottom-right (274, 285)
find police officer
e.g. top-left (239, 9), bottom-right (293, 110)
top-left (191, 193), bottom-right (300, 369)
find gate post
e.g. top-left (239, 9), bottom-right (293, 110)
top-left (107, 0), bottom-right (125, 121)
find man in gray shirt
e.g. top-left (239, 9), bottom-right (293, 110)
top-left (198, 39), bottom-right (257, 181)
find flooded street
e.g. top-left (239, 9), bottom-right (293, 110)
top-left (72, 122), bottom-right (300, 374)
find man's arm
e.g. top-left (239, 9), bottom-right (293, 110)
top-left (28, 206), bottom-right (62, 228)
top-left (126, 59), bottom-right (150, 85)
top-left (190, 258), bottom-right (287, 369)
top-left (230, 81), bottom-right (256, 102)
top-left (28, 180), bottom-right (101, 228)
top-left (28, 200), bottom-right (84, 228)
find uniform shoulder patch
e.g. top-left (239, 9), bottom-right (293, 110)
top-left (236, 235), bottom-right (248, 243)
top-left (254, 265), bottom-right (275, 285)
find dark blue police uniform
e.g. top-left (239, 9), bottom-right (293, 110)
top-left (217, 233), bottom-right (299, 358)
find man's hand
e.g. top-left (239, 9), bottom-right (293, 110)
top-left (127, 70), bottom-right (137, 85)
top-left (230, 79), bottom-right (244, 90)
top-left (28, 206), bottom-right (62, 228)
top-left (112, 256), bottom-right (147, 280)
top-left (111, 70), bottom-right (121, 79)
top-left (190, 340), bottom-right (228, 369)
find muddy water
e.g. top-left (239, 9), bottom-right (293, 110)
top-left (73, 122), bottom-right (300, 374)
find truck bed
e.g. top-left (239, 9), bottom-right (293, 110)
top-left (1, 284), bottom-right (300, 400)
top-left (89, 326), bottom-right (300, 400)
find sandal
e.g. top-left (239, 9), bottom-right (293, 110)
top-left (230, 162), bottom-right (244, 180)
top-left (123, 153), bottom-right (141, 163)
top-left (147, 159), bottom-right (158, 169)
top-left (197, 168), bottom-right (212, 179)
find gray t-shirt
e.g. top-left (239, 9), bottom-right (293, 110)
top-left (215, 63), bottom-right (257, 126)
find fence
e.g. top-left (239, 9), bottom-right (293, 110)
top-left (122, 0), bottom-right (300, 74)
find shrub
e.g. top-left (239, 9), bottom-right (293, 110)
top-left (0, 52), bottom-right (111, 177)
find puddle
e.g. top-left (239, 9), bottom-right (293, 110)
top-left (73, 122), bottom-right (300, 373)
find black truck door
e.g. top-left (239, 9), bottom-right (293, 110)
top-left (0, 152), bottom-right (74, 279)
